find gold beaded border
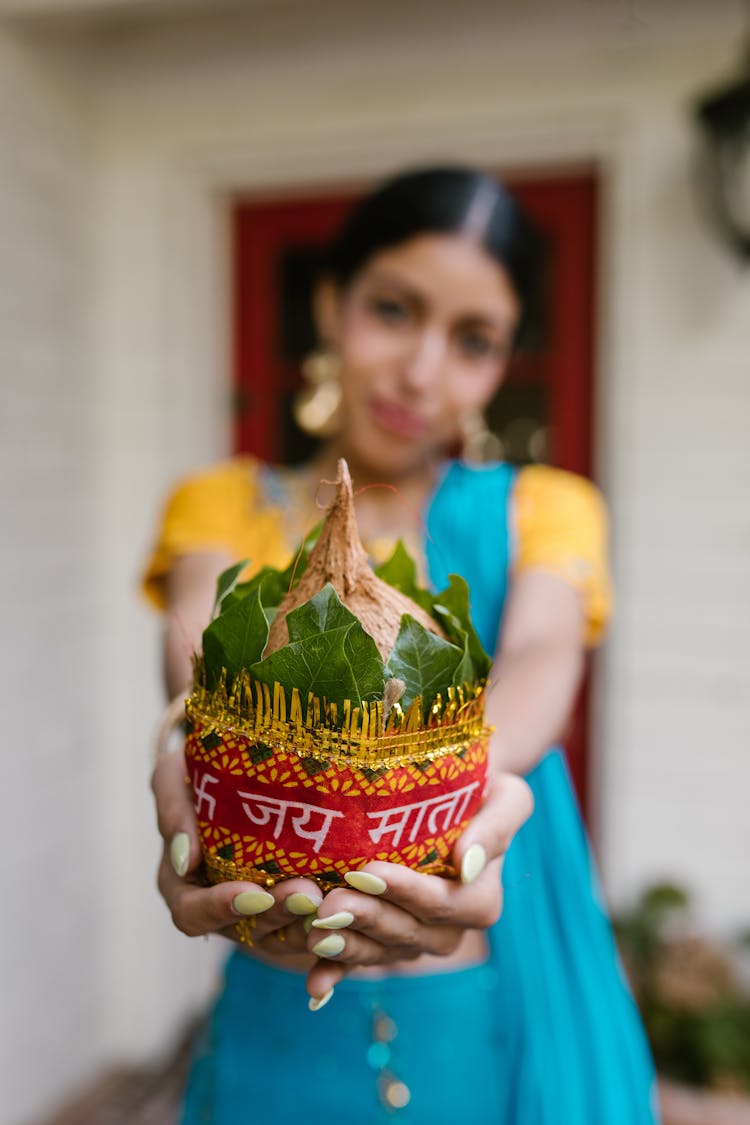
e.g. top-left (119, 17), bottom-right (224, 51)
top-left (205, 853), bottom-right (456, 896)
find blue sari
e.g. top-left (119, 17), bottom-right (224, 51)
top-left (182, 462), bottom-right (659, 1124)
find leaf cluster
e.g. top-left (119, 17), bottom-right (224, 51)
top-left (200, 538), bottom-right (491, 716)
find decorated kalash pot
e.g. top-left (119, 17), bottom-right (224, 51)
top-left (184, 459), bottom-right (492, 945)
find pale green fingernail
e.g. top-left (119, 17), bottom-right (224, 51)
top-left (285, 893), bottom-right (320, 916)
top-left (303, 915), bottom-right (317, 934)
top-left (312, 933), bottom-right (346, 957)
top-left (170, 833), bottom-right (190, 878)
top-left (308, 988), bottom-right (334, 1012)
top-left (232, 890), bottom-right (274, 916)
top-left (344, 871), bottom-right (387, 895)
top-left (460, 843), bottom-right (487, 885)
top-left (311, 911), bottom-right (354, 930)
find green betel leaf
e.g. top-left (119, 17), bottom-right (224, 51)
top-left (374, 540), bottom-right (435, 614)
top-left (432, 602), bottom-right (475, 686)
top-left (447, 626), bottom-right (475, 690)
top-left (202, 585), bottom-right (270, 689)
top-left (250, 583), bottom-right (385, 711)
top-left (385, 614), bottom-right (465, 716)
top-left (432, 574), bottom-right (491, 679)
top-left (225, 566), bottom-right (289, 614)
top-left (375, 539), bottom-right (418, 594)
top-left (212, 559), bottom-right (250, 618)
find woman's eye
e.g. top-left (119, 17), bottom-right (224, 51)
top-left (458, 331), bottom-right (497, 359)
top-left (370, 296), bottom-right (410, 324)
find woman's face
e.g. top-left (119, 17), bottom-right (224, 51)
top-left (321, 233), bottom-right (521, 479)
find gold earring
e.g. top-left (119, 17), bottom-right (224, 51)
top-left (293, 347), bottom-right (342, 437)
top-left (460, 408), bottom-right (503, 464)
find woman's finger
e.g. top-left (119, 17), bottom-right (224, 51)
top-left (157, 855), bottom-right (326, 943)
top-left (305, 922), bottom-right (419, 969)
top-left (305, 959), bottom-right (352, 1006)
top-left (151, 748), bottom-right (202, 877)
top-left (452, 771), bottom-right (534, 884)
top-left (303, 894), bottom-right (463, 965)
top-left (243, 878), bottom-right (324, 941)
top-left (256, 924), bottom-right (311, 957)
top-left (331, 856), bottom-right (502, 929)
top-left (308, 887), bottom-right (464, 958)
top-left (157, 853), bottom-right (274, 938)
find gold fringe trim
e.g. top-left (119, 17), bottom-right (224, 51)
top-left (187, 664), bottom-right (490, 770)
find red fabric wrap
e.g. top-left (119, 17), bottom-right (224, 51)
top-left (185, 718), bottom-right (488, 884)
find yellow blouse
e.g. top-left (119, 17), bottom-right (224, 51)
top-left (142, 458), bottom-right (612, 646)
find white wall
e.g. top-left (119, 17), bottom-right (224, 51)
top-left (2, 0), bottom-right (749, 1117)
top-left (0, 27), bottom-right (227, 1125)
top-left (89, 148), bottom-right (228, 1067)
top-left (597, 107), bottom-right (750, 933)
top-left (0, 30), bottom-right (104, 1125)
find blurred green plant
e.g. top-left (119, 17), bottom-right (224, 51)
top-left (613, 884), bottom-right (750, 1091)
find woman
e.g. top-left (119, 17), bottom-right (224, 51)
top-left (145, 167), bottom-right (659, 1123)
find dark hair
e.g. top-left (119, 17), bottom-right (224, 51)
top-left (324, 166), bottom-right (544, 347)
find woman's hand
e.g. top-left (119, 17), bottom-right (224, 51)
top-left (301, 770), bottom-right (533, 1001)
top-left (151, 746), bottom-right (324, 959)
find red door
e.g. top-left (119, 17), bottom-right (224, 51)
top-left (232, 171), bottom-right (598, 813)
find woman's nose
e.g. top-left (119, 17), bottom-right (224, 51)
top-left (400, 327), bottom-right (447, 391)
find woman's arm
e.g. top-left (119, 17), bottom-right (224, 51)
top-left (486, 567), bottom-right (587, 776)
top-left (299, 570), bottom-right (587, 995)
top-left (163, 551), bottom-right (233, 696)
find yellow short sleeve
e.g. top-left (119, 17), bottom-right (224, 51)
top-left (513, 465), bottom-right (613, 646)
top-left (141, 458), bottom-right (290, 611)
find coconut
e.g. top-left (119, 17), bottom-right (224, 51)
top-left (264, 459), bottom-right (446, 660)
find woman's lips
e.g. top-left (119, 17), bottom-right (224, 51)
top-left (368, 396), bottom-right (429, 440)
